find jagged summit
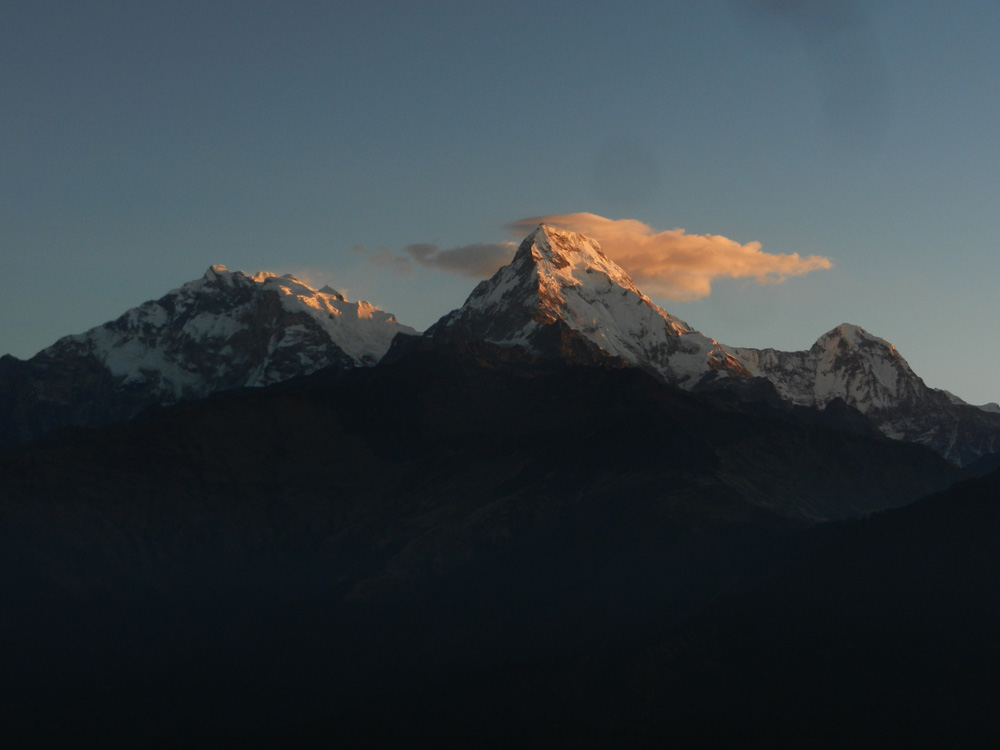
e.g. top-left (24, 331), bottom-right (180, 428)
top-left (519, 223), bottom-right (644, 296)
top-left (318, 284), bottom-right (346, 300)
top-left (426, 224), bottom-right (748, 386)
top-left (818, 322), bottom-right (868, 345)
top-left (120, 267), bottom-right (413, 372)
top-left (815, 323), bottom-right (900, 351)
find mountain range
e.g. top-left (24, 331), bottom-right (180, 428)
top-left (2, 224), bottom-right (998, 465)
top-left (3, 224), bottom-right (1000, 743)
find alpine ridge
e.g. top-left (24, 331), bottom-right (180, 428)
top-left (2, 225), bottom-right (999, 465)
top-left (728, 324), bottom-right (1000, 465)
top-left (0, 265), bottom-right (414, 446)
top-left (424, 224), bottom-right (751, 386)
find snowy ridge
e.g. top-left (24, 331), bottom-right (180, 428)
top-left (727, 324), bottom-right (1000, 465)
top-left (45, 265), bottom-right (415, 401)
top-left (246, 270), bottom-right (410, 365)
top-left (728, 324), bottom-right (925, 412)
top-left (429, 225), bottom-right (749, 386)
top-left (931, 389), bottom-right (1000, 414)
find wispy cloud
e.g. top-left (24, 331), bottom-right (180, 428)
top-left (352, 245), bottom-right (415, 276)
top-left (404, 242), bottom-right (516, 278)
top-left (509, 212), bottom-right (832, 300)
top-left (357, 213), bottom-right (831, 299)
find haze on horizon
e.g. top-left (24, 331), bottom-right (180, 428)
top-left (2, 1), bottom-right (998, 404)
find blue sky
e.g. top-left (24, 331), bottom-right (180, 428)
top-left (3, 1), bottom-right (999, 403)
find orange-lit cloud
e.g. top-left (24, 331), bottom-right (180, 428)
top-left (508, 212), bottom-right (832, 300)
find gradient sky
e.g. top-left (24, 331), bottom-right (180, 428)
top-left (3, 1), bottom-right (999, 403)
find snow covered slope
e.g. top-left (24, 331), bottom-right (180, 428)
top-left (425, 224), bottom-right (750, 386)
top-left (728, 324), bottom-right (926, 412)
top-left (728, 324), bottom-right (1000, 465)
top-left (69, 265), bottom-right (414, 395)
top-left (0, 266), bottom-right (414, 445)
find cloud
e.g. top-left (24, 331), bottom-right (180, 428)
top-left (404, 241), bottom-right (517, 278)
top-left (356, 213), bottom-right (831, 300)
top-left (508, 212), bottom-right (832, 300)
top-left (353, 245), bottom-right (414, 276)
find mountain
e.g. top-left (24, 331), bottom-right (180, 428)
top-left (421, 224), bottom-right (750, 386)
top-left (0, 265), bottom-right (414, 447)
top-left (414, 225), bottom-right (1000, 465)
top-left (728, 324), bottom-right (1000, 465)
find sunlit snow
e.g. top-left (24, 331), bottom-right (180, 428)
top-left (434, 224), bottom-right (748, 386)
top-left (55, 265), bottom-right (416, 400)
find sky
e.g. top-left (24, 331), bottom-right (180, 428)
top-left (2, 0), bottom-right (999, 404)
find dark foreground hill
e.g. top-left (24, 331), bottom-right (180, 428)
top-left (0, 343), bottom-right (974, 745)
top-left (532, 465), bottom-right (1000, 747)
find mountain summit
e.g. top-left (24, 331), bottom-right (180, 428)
top-left (729, 324), bottom-right (1000, 465)
top-left (729, 323), bottom-right (925, 412)
top-left (0, 266), bottom-right (414, 446)
top-left (426, 224), bottom-right (750, 385)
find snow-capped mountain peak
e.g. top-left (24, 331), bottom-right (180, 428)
top-left (521, 223), bottom-right (647, 301)
top-left (730, 323), bottom-right (922, 411)
top-left (427, 224), bottom-right (748, 385)
top-left (727, 323), bottom-right (1000, 465)
top-left (815, 323), bottom-right (905, 360)
top-left (811, 323), bottom-right (921, 405)
top-left (0, 266), bottom-right (415, 447)
top-left (815, 323), bottom-right (874, 352)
